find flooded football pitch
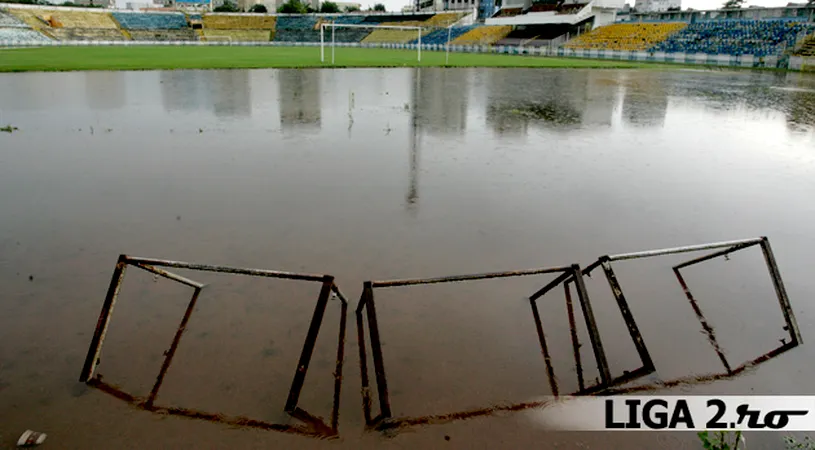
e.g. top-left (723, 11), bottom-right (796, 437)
top-left (1, 67), bottom-right (815, 449)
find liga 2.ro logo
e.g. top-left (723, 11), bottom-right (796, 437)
top-left (603, 397), bottom-right (812, 431)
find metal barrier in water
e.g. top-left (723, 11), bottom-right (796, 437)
top-left (78, 255), bottom-right (349, 438)
top-left (79, 237), bottom-right (802, 437)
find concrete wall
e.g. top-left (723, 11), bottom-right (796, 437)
top-left (634, 0), bottom-right (680, 14)
top-left (789, 55), bottom-right (815, 71)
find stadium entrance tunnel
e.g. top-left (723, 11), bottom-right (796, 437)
top-left (79, 237), bottom-right (801, 438)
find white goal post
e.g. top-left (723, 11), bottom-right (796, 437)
top-left (320, 23), bottom-right (425, 64)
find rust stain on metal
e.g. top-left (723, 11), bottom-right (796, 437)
top-left (673, 267), bottom-right (732, 373)
top-left (563, 281), bottom-right (584, 392)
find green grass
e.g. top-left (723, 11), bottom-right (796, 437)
top-left (0, 46), bottom-right (661, 72)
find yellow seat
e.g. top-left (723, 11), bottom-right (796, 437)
top-left (202, 29), bottom-right (271, 41)
top-left (362, 21), bottom-right (429, 43)
top-left (202, 14), bottom-right (276, 30)
top-left (453, 25), bottom-right (511, 45)
top-left (565, 22), bottom-right (686, 51)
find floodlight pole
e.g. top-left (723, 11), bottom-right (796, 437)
top-left (446, 24), bottom-right (452, 65)
top-left (418, 28), bottom-right (422, 62)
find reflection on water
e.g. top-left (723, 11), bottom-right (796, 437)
top-left (160, 71), bottom-right (251, 117)
top-left (412, 68), bottom-right (469, 136)
top-left (279, 69), bottom-right (320, 129)
top-left (85, 72), bottom-right (126, 111)
top-left (2, 67), bottom-right (815, 449)
top-left (621, 72), bottom-right (668, 128)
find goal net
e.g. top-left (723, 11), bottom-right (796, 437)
top-left (320, 23), bottom-right (424, 64)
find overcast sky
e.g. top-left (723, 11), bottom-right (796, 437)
top-left (370, 0), bottom-right (795, 12)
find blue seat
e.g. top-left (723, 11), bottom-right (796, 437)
top-left (112, 12), bottom-right (188, 30)
top-left (275, 15), bottom-right (369, 43)
top-left (649, 19), bottom-right (813, 57)
top-left (410, 25), bottom-right (475, 45)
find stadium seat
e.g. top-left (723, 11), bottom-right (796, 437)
top-left (452, 25), bottom-right (512, 45)
top-left (202, 14), bottom-right (276, 30)
top-left (423, 12), bottom-right (465, 27)
top-left (0, 10), bottom-right (26, 28)
top-left (410, 25), bottom-right (474, 45)
top-left (794, 33), bottom-right (815, 56)
top-left (362, 21), bottom-right (428, 44)
top-left (0, 27), bottom-right (50, 43)
top-left (649, 19), bottom-right (813, 56)
top-left (129, 29), bottom-right (197, 41)
top-left (201, 14), bottom-right (276, 42)
top-left (112, 12), bottom-right (188, 30)
top-left (8, 8), bottom-right (118, 30)
top-left (202, 29), bottom-right (271, 42)
top-left (565, 22), bottom-right (686, 51)
top-left (274, 15), bottom-right (371, 42)
top-left (51, 28), bottom-right (126, 41)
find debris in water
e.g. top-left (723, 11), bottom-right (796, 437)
top-left (1, 125), bottom-right (18, 133)
top-left (176, 215), bottom-right (181, 221)
top-left (444, 435), bottom-right (451, 441)
top-left (17, 430), bottom-right (47, 447)
top-left (28, 275), bottom-right (33, 281)
top-left (199, 128), bottom-right (203, 133)
top-left (89, 126), bottom-right (94, 135)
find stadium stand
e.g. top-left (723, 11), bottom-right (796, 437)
top-left (0, 11), bottom-right (50, 43)
top-left (34, 10), bottom-right (119, 28)
top-left (565, 22), bottom-right (686, 51)
top-left (201, 14), bottom-right (276, 42)
top-left (793, 33), bottom-right (815, 56)
top-left (0, 27), bottom-right (50, 42)
top-left (650, 19), bottom-right (812, 56)
top-left (112, 12), bottom-right (188, 30)
top-left (0, 10), bottom-right (21, 27)
top-left (202, 14), bottom-right (276, 29)
top-left (411, 25), bottom-right (474, 45)
top-left (5, 8), bottom-right (122, 40)
top-left (129, 29), bottom-right (197, 40)
top-left (51, 28), bottom-right (126, 40)
top-left (423, 12), bottom-right (465, 27)
top-left (362, 21), bottom-right (429, 43)
top-left (202, 29), bottom-right (271, 41)
top-left (452, 25), bottom-right (512, 45)
top-left (274, 15), bottom-right (373, 42)
top-left (273, 15), bottom-right (319, 42)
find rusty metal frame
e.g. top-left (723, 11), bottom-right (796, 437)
top-left (356, 264), bottom-right (623, 430)
top-left (579, 236), bottom-right (802, 391)
top-left (79, 254), bottom-right (348, 437)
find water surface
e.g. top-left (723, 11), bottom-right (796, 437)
top-left (1, 67), bottom-right (815, 449)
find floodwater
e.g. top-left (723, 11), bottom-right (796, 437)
top-left (1, 67), bottom-right (815, 449)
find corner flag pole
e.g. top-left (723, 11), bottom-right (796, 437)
top-left (320, 24), bottom-right (324, 62)
top-left (331, 23), bottom-right (335, 65)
